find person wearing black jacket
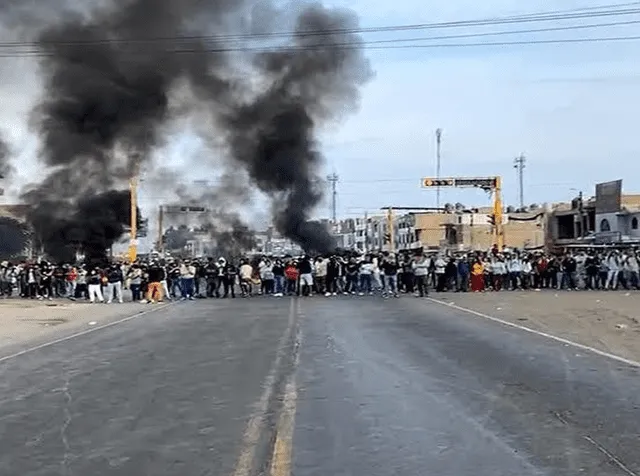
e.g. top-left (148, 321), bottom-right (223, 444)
top-left (205, 259), bottom-right (219, 298)
top-left (106, 264), bottom-right (124, 303)
top-left (272, 259), bottom-right (285, 297)
top-left (345, 258), bottom-right (360, 294)
top-left (87, 268), bottom-right (104, 303)
top-left (326, 256), bottom-right (340, 296)
top-left (223, 262), bottom-right (237, 298)
top-left (584, 251), bottom-right (599, 290)
top-left (381, 255), bottom-right (399, 298)
top-left (562, 253), bottom-right (578, 290)
top-left (147, 262), bottom-right (165, 303)
top-left (298, 256), bottom-right (313, 297)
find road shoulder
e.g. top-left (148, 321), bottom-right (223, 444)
top-left (429, 291), bottom-right (640, 364)
top-left (0, 299), bottom-right (172, 359)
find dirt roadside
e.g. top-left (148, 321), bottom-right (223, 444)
top-left (0, 299), bottom-right (171, 356)
top-left (431, 291), bottom-right (640, 364)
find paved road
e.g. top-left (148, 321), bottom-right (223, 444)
top-left (0, 297), bottom-right (639, 476)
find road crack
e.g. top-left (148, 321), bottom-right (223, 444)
top-left (59, 373), bottom-right (75, 476)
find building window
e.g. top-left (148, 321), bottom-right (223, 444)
top-left (600, 218), bottom-right (611, 232)
top-left (633, 217), bottom-right (639, 230)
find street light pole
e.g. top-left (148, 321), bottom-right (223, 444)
top-left (514, 153), bottom-right (526, 209)
top-left (435, 128), bottom-right (442, 210)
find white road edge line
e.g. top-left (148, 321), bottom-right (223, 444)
top-left (0, 303), bottom-right (174, 364)
top-left (427, 297), bottom-right (640, 369)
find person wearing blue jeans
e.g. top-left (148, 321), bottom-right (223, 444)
top-left (381, 254), bottom-right (399, 298)
top-left (272, 259), bottom-right (286, 297)
top-left (180, 261), bottom-right (196, 300)
top-left (358, 257), bottom-right (374, 295)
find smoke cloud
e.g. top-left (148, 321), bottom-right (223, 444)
top-left (0, 135), bottom-right (12, 181)
top-left (223, 4), bottom-right (371, 252)
top-left (0, 216), bottom-right (28, 259)
top-left (4, 0), bottom-right (371, 258)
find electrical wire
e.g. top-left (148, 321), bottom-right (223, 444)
top-left (1, 35), bottom-right (640, 58)
top-left (0, 4), bottom-right (639, 48)
top-left (6, 18), bottom-right (640, 53)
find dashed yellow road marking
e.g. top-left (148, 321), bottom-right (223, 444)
top-left (269, 299), bottom-right (302, 476)
top-left (232, 299), bottom-right (297, 476)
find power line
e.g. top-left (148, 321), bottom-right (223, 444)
top-left (2, 34), bottom-right (640, 58)
top-left (8, 19), bottom-right (639, 52)
top-left (1, 4), bottom-right (639, 49)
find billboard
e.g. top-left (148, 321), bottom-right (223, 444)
top-left (596, 180), bottom-right (622, 214)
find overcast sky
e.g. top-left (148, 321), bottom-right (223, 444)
top-left (0, 0), bottom-right (638, 231)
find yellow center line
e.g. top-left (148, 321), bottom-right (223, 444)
top-left (232, 299), bottom-right (297, 476)
top-left (270, 298), bottom-right (302, 476)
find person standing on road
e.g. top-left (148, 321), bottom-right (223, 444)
top-left (127, 264), bottom-right (143, 302)
top-left (88, 268), bottom-right (104, 303)
top-left (205, 258), bottom-right (219, 298)
top-left (457, 256), bottom-right (470, 292)
top-left (412, 253), bottom-right (430, 297)
top-left (606, 251), bottom-right (619, 290)
top-left (222, 259), bottom-right (237, 298)
top-left (298, 256), bottom-right (314, 297)
top-left (239, 259), bottom-right (253, 297)
top-left (65, 265), bottom-right (78, 299)
top-left (358, 256), bottom-right (374, 296)
top-left (325, 256), bottom-right (339, 296)
top-left (260, 258), bottom-right (275, 295)
top-left (272, 259), bottom-right (285, 297)
top-left (382, 254), bottom-right (399, 298)
top-left (180, 260), bottom-right (196, 300)
top-left (39, 262), bottom-right (54, 300)
top-left (146, 261), bottom-right (165, 303)
top-left (284, 260), bottom-right (299, 296)
top-left (345, 257), bottom-right (360, 295)
top-left (434, 255), bottom-right (447, 292)
top-left (105, 264), bottom-right (124, 304)
top-left (470, 257), bottom-right (485, 292)
top-left (314, 256), bottom-right (327, 295)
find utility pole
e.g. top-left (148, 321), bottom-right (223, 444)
top-left (128, 173), bottom-right (138, 263)
top-left (514, 153), bottom-right (526, 209)
top-left (578, 190), bottom-right (585, 239)
top-left (327, 172), bottom-right (339, 222)
top-left (435, 128), bottom-right (442, 210)
top-left (157, 205), bottom-right (164, 253)
top-left (387, 207), bottom-right (395, 253)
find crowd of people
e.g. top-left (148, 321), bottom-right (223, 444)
top-left (1, 247), bottom-right (639, 303)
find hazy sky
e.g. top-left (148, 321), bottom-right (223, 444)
top-left (0, 0), bottom-right (638, 229)
top-left (316, 0), bottom-right (640, 219)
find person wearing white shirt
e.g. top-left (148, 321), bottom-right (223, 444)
top-left (358, 257), bottom-right (374, 296)
top-left (507, 256), bottom-right (522, 290)
top-left (434, 255), bottom-right (446, 292)
top-left (606, 252), bottom-right (619, 290)
top-left (492, 257), bottom-right (507, 291)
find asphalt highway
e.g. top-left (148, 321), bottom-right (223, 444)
top-left (0, 296), bottom-right (639, 476)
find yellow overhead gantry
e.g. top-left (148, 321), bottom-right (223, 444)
top-left (422, 176), bottom-right (504, 250)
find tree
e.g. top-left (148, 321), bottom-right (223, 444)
top-left (455, 202), bottom-right (465, 212)
top-left (443, 203), bottom-right (454, 213)
top-left (506, 205), bottom-right (516, 213)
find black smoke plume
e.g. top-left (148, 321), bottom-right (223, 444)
top-left (26, 190), bottom-right (138, 263)
top-left (9, 0), bottom-right (370, 257)
top-left (21, 0), bottom-right (243, 260)
top-left (0, 216), bottom-right (29, 259)
top-left (224, 4), bottom-right (371, 253)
